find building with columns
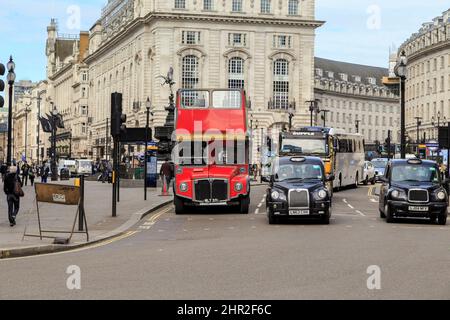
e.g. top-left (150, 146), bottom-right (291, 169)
top-left (399, 9), bottom-right (450, 143)
top-left (45, 19), bottom-right (91, 159)
top-left (314, 57), bottom-right (400, 144)
top-left (81, 0), bottom-right (323, 161)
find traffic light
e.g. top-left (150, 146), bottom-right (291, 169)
top-left (0, 62), bottom-right (5, 108)
top-left (111, 92), bottom-right (127, 137)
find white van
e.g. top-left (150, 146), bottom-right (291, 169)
top-left (58, 159), bottom-right (76, 176)
top-left (75, 159), bottom-right (93, 176)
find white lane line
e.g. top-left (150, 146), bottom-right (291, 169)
top-left (370, 199), bottom-right (377, 203)
top-left (343, 199), bottom-right (348, 204)
top-left (348, 204), bottom-right (354, 209)
top-left (356, 210), bottom-right (366, 217)
top-left (257, 203), bottom-right (263, 208)
top-left (255, 208), bottom-right (260, 215)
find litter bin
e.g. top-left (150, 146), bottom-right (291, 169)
top-left (60, 168), bottom-right (70, 180)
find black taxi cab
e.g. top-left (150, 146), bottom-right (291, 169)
top-left (266, 156), bottom-right (334, 224)
top-left (378, 158), bottom-right (450, 225)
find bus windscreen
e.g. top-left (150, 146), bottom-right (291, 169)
top-left (281, 138), bottom-right (327, 155)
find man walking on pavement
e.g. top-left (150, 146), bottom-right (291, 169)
top-left (3, 166), bottom-right (23, 227)
top-left (160, 158), bottom-right (173, 194)
top-left (21, 161), bottom-right (29, 186)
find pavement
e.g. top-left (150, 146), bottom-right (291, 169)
top-left (2, 184), bottom-right (450, 299)
top-left (0, 178), bottom-right (173, 258)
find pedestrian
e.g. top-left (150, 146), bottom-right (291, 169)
top-left (0, 162), bottom-right (7, 182)
top-left (29, 165), bottom-right (36, 186)
top-left (3, 166), bottom-right (23, 227)
top-left (21, 162), bottom-right (29, 186)
top-left (41, 164), bottom-right (49, 183)
top-left (160, 158), bottom-right (173, 194)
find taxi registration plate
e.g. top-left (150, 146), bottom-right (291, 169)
top-left (289, 210), bottom-right (310, 216)
top-left (408, 206), bottom-right (428, 212)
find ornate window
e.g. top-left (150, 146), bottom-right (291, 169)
top-left (288, 0), bottom-right (299, 15)
top-left (228, 57), bottom-right (245, 89)
top-left (232, 0), bottom-right (243, 12)
top-left (273, 59), bottom-right (289, 109)
top-left (174, 0), bottom-right (186, 9)
top-left (261, 0), bottom-right (271, 13)
top-left (203, 0), bottom-right (214, 11)
top-left (182, 31), bottom-right (201, 45)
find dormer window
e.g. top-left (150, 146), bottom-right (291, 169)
top-left (339, 73), bottom-right (348, 81)
top-left (315, 68), bottom-right (323, 77)
top-left (367, 77), bottom-right (377, 85)
top-left (353, 75), bottom-right (361, 82)
top-left (327, 71), bottom-right (334, 78)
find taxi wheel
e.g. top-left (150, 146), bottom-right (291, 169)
top-left (438, 210), bottom-right (448, 225)
top-left (321, 215), bottom-right (330, 225)
top-left (379, 209), bottom-right (386, 219)
top-left (268, 212), bottom-right (278, 225)
top-left (429, 214), bottom-right (437, 224)
top-left (385, 204), bottom-right (394, 223)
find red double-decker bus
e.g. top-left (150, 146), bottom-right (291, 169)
top-left (172, 89), bottom-right (250, 214)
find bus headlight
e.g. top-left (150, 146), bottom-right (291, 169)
top-left (179, 183), bottom-right (189, 192)
top-left (235, 183), bottom-right (243, 192)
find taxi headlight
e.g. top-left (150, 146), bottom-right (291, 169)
top-left (391, 189), bottom-right (406, 200)
top-left (436, 190), bottom-right (446, 201)
top-left (179, 183), bottom-right (189, 192)
top-left (318, 189), bottom-right (327, 200)
top-left (235, 182), bottom-right (243, 192)
top-left (271, 191), bottom-right (280, 200)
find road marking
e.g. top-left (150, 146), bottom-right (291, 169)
top-left (255, 208), bottom-right (260, 215)
top-left (370, 199), bottom-right (377, 203)
top-left (257, 203), bottom-right (263, 208)
top-left (355, 210), bottom-right (366, 217)
top-left (343, 199), bottom-right (348, 204)
top-left (348, 204), bottom-right (354, 209)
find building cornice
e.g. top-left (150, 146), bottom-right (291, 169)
top-left (314, 88), bottom-right (399, 103)
top-left (406, 40), bottom-right (450, 64)
top-left (85, 12), bottom-right (324, 64)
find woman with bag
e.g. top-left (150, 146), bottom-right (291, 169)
top-left (3, 166), bottom-right (23, 227)
top-left (29, 165), bottom-right (35, 186)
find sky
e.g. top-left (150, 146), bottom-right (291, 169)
top-left (0, 0), bottom-right (449, 82)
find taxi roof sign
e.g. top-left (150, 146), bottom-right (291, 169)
top-left (407, 159), bottom-right (422, 165)
top-left (290, 157), bottom-right (306, 162)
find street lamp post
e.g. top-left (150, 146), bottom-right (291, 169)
top-left (318, 110), bottom-right (330, 127)
top-left (288, 101), bottom-right (295, 131)
top-left (50, 103), bottom-right (58, 181)
top-left (24, 103), bottom-right (31, 162)
top-left (395, 50), bottom-right (408, 159)
top-left (36, 90), bottom-right (46, 166)
top-left (144, 97), bottom-right (152, 201)
top-left (414, 116), bottom-right (422, 145)
top-left (6, 56), bottom-right (16, 166)
top-left (431, 112), bottom-right (446, 140)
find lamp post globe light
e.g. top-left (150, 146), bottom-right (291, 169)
top-left (6, 56), bottom-right (16, 166)
top-left (394, 50), bottom-right (408, 159)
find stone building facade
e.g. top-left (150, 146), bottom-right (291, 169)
top-left (314, 57), bottom-right (400, 144)
top-left (83, 0), bottom-right (323, 160)
top-left (45, 19), bottom-right (91, 159)
top-left (399, 9), bottom-right (450, 143)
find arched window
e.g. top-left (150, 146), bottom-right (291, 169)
top-left (182, 55), bottom-right (199, 89)
top-left (273, 59), bottom-right (289, 109)
top-left (228, 57), bottom-right (245, 89)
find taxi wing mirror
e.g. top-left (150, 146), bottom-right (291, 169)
top-left (326, 174), bottom-right (335, 182)
top-left (375, 175), bottom-right (388, 183)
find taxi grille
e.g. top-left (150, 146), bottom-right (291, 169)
top-left (289, 190), bottom-right (309, 208)
top-left (408, 189), bottom-right (429, 203)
